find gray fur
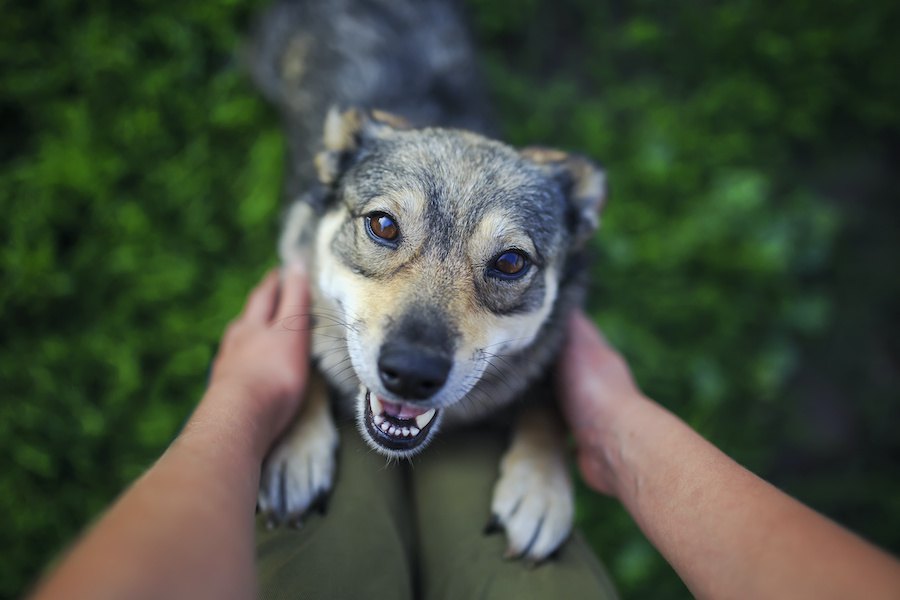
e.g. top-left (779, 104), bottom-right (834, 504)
top-left (252, 0), bottom-right (605, 561)
top-left (246, 0), bottom-right (494, 201)
top-left (331, 129), bottom-right (565, 315)
top-left (249, 0), bottom-right (602, 429)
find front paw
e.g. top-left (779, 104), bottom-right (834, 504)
top-left (489, 446), bottom-right (574, 562)
top-left (258, 411), bottom-right (338, 526)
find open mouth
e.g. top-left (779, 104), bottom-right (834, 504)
top-left (363, 390), bottom-right (439, 452)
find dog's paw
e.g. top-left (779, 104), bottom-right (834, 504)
top-left (489, 442), bottom-right (574, 562)
top-left (258, 407), bottom-right (338, 526)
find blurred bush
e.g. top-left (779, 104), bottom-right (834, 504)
top-left (1, 0), bottom-right (898, 597)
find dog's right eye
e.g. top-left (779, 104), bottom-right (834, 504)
top-left (365, 212), bottom-right (400, 245)
top-left (487, 249), bottom-right (531, 280)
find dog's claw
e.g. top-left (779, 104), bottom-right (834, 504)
top-left (309, 490), bottom-right (330, 516)
top-left (502, 546), bottom-right (542, 568)
top-left (483, 513), bottom-right (502, 535)
top-left (489, 429), bottom-right (574, 562)
top-left (257, 390), bottom-right (338, 528)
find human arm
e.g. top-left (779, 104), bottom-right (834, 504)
top-left (31, 266), bottom-right (310, 600)
top-left (558, 310), bottom-right (900, 599)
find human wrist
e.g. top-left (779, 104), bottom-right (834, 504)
top-left (603, 394), bottom-right (681, 501)
top-left (186, 381), bottom-right (280, 464)
top-left (571, 392), bottom-right (656, 500)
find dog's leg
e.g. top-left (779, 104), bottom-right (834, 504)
top-left (490, 403), bottom-right (574, 562)
top-left (258, 369), bottom-right (338, 525)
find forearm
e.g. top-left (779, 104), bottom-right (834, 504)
top-left (603, 397), bottom-right (900, 599)
top-left (32, 385), bottom-right (266, 600)
top-left (31, 268), bottom-right (308, 599)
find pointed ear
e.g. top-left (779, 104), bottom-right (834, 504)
top-left (314, 107), bottom-right (411, 186)
top-left (521, 147), bottom-right (607, 248)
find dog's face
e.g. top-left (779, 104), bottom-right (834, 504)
top-left (309, 109), bottom-right (605, 458)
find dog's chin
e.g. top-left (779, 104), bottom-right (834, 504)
top-left (356, 389), bottom-right (442, 458)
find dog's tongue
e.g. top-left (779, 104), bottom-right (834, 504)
top-left (381, 400), bottom-right (430, 420)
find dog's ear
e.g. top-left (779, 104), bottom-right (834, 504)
top-left (314, 107), bottom-right (411, 186)
top-left (521, 147), bottom-right (607, 248)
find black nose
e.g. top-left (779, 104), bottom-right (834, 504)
top-left (378, 343), bottom-right (451, 400)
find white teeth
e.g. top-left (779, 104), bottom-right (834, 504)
top-left (415, 409), bottom-right (436, 429)
top-left (370, 396), bottom-right (434, 439)
top-left (369, 393), bottom-right (383, 416)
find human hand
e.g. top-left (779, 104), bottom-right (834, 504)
top-left (207, 265), bottom-right (311, 449)
top-left (557, 310), bottom-right (647, 497)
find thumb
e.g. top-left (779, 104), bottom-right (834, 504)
top-left (275, 261), bottom-right (310, 323)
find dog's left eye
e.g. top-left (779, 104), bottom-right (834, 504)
top-left (488, 250), bottom-right (530, 279)
top-left (365, 212), bottom-right (400, 245)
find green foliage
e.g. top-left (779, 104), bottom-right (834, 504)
top-left (0, 1), bottom-right (278, 595)
top-left (1, 0), bottom-right (898, 598)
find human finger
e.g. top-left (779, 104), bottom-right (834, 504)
top-left (241, 269), bottom-right (280, 323)
top-left (568, 310), bottom-right (610, 349)
top-left (561, 310), bottom-right (639, 398)
top-left (562, 311), bottom-right (610, 370)
top-left (275, 262), bottom-right (310, 324)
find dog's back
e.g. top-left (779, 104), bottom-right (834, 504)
top-left (248, 0), bottom-right (494, 200)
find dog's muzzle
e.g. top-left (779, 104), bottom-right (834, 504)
top-left (363, 390), bottom-right (439, 452)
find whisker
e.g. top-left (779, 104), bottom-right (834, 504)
top-left (314, 347), bottom-right (351, 362)
top-left (321, 355), bottom-right (353, 370)
top-left (480, 350), bottom-right (515, 371)
top-left (275, 308), bottom-right (360, 333)
top-left (480, 336), bottom-right (531, 351)
top-left (310, 315), bottom-right (356, 330)
top-left (310, 331), bottom-right (351, 342)
top-left (276, 317), bottom-right (350, 334)
top-left (319, 361), bottom-right (357, 382)
top-left (331, 370), bottom-right (362, 390)
top-left (463, 386), bottom-right (495, 416)
top-left (461, 372), bottom-right (498, 412)
top-left (481, 368), bottom-right (514, 394)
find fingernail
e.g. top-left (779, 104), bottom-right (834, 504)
top-left (286, 259), bottom-right (307, 277)
top-left (573, 310), bottom-right (609, 346)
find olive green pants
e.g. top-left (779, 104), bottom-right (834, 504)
top-left (256, 424), bottom-right (617, 599)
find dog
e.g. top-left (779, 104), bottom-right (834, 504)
top-left (248, 0), bottom-right (606, 562)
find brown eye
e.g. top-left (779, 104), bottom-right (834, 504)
top-left (366, 212), bottom-right (399, 244)
top-left (490, 250), bottom-right (530, 279)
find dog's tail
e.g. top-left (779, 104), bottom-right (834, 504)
top-left (246, 0), bottom-right (493, 198)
